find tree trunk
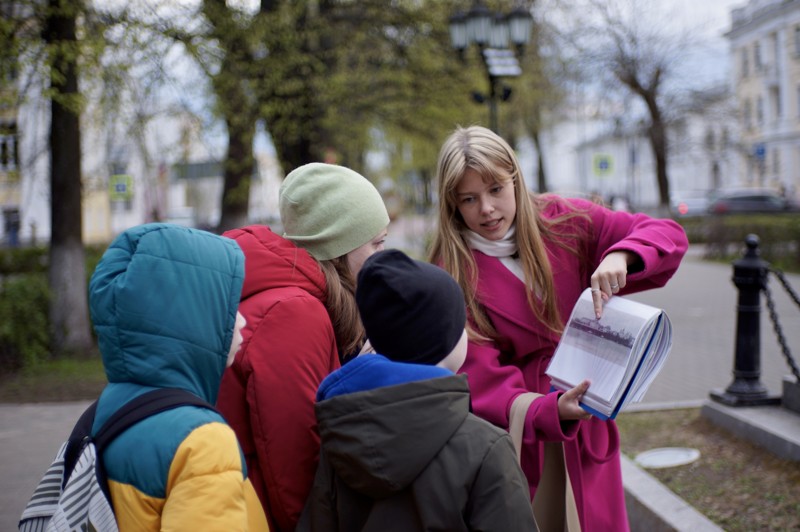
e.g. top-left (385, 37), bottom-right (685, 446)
top-left (44, 0), bottom-right (93, 356)
top-left (205, 0), bottom-right (258, 233)
top-left (643, 93), bottom-right (670, 208)
top-left (216, 110), bottom-right (255, 233)
top-left (273, 134), bottom-right (316, 177)
top-left (531, 129), bottom-right (548, 193)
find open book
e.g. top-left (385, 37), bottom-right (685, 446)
top-left (545, 288), bottom-right (673, 420)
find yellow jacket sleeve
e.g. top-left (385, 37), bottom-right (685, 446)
top-left (162, 422), bottom-right (269, 532)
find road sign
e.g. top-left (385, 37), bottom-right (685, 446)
top-left (593, 154), bottom-right (613, 176)
top-left (109, 174), bottom-right (133, 201)
top-left (753, 143), bottom-right (766, 161)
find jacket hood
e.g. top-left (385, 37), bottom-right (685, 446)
top-left (89, 224), bottom-right (244, 404)
top-left (315, 355), bottom-right (469, 497)
top-left (223, 225), bottom-right (326, 304)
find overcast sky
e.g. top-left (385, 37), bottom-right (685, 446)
top-left (677, 0), bottom-right (747, 36)
top-left (678, 0), bottom-right (744, 87)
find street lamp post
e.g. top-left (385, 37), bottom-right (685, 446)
top-left (449, 2), bottom-right (533, 133)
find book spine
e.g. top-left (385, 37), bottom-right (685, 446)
top-left (580, 401), bottom-right (614, 421)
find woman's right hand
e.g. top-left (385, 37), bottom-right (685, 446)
top-left (558, 380), bottom-right (592, 420)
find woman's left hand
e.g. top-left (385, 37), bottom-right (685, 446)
top-left (590, 251), bottom-right (636, 318)
top-left (558, 379), bottom-right (592, 421)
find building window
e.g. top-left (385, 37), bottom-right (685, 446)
top-left (741, 48), bottom-right (749, 77)
top-left (795, 26), bottom-right (800, 56)
top-left (744, 99), bottom-right (752, 129)
top-left (0, 122), bottom-right (18, 174)
top-left (771, 32), bottom-right (779, 70)
top-left (772, 149), bottom-right (780, 177)
top-left (771, 87), bottom-right (782, 118)
top-left (704, 128), bottom-right (715, 152)
top-left (757, 96), bottom-right (764, 124)
top-left (755, 41), bottom-right (762, 71)
top-left (797, 86), bottom-right (800, 118)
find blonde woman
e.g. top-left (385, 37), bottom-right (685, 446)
top-left (429, 126), bottom-right (688, 531)
top-left (217, 163), bottom-right (390, 531)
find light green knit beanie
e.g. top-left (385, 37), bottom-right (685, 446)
top-left (279, 163), bottom-right (390, 261)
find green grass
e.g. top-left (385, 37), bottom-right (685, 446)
top-left (0, 357), bottom-right (107, 403)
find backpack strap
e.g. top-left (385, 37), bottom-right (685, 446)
top-left (20, 389), bottom-right (219, 532)
top-left (62, 400), bottom-right (99, 489)
top-left (89, 388), bottom-right (219, 503)
top-left (94, 388), bottom-right (219, 449)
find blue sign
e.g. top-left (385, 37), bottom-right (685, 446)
top-left (593, 154), bottom-right (613, 176)
top-left (109, 174), bottom-right (133, 201)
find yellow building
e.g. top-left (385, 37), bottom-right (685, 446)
top-left (0, 69), bottom-right (21, 246)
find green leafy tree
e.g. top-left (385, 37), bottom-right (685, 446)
top-left (141, 0), bottom-right (476, 230)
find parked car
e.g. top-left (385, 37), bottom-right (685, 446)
top-left (707, 189), bottom-right (799, 215)
top-left (670, 192), bottom-right (712, 217)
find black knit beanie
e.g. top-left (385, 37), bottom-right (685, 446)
top-left (356, 249), bottom-right (467, 365)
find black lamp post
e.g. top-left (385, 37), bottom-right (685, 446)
top-left (449, 2), bottom-right (533, 133)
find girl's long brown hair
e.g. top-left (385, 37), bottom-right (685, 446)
top-left (428, 125), bottom-right (588, 342)
top-left (319, 256), bottom-right (364, 359)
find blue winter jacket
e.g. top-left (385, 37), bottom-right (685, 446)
top-left (88, 223), bottom-right (268, 531)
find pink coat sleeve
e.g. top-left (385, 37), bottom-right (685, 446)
top-left (576, 198), bottom-right (689, 291)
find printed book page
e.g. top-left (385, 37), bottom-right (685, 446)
top-left (545, 288), bottom-right (672, 419)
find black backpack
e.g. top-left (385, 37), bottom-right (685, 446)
top-left (19, 388), bottom-right (219, 532)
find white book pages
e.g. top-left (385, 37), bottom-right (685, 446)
top-left (545, 288), bottom-right (672, 419)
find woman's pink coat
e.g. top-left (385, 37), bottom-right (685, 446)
top-left (462, 197), bottom-right (688, 531)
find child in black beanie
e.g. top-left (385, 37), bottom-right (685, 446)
top-left (297, 249), bottom-right (537, 532)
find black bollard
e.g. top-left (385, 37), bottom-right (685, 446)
top-left (711, 234), bottom-right (781, 406)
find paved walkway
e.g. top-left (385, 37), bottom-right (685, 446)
top-left (632, 245), bottom-right (798, 405)
top-left (3, 234), bottom-right (800, 530)
top-left (1, 401), bottom-right (92, 530)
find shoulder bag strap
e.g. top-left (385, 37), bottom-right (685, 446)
top-left (508, 392), bottom-right (542, 463)
top-left (509, 391), bottom-right (582, 531)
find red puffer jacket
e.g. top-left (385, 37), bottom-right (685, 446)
top-left (217, 225), bottom-right (340, 531)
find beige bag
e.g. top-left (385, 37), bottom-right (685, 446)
top-left (509, 393), bottom-right (581, 532)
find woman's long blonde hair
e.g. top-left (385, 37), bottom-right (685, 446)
top-left (429, 125), bottom-right (586, 341)
top-left (319, 256), bottom-right (363, 359)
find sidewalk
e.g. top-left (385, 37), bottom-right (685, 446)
top-left (2, 234), bottom-right (799, 530)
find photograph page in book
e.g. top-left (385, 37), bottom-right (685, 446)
top-left (545, 288), bottom-right (673, 420)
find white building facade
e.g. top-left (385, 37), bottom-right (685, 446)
top-left (727, 0), bottom-right (800, 196)
top-left (533, 89), bottom-right (742, 211)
